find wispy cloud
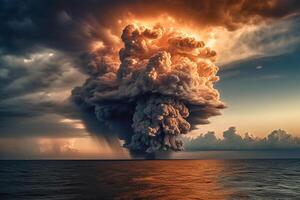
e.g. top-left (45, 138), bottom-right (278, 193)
top-left (216, 18), bottom-right (300, 65)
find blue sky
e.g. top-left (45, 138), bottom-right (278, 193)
top-left (201, 47), bottom-right (300, 137)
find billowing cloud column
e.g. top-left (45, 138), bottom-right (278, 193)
top-left (72, 24), bottom-right (224, 153)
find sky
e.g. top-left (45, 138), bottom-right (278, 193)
top-left (0, 0), bottom-right (300, 159)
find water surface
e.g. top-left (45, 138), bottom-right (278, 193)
top-left (1, 159), bottom-right (300, 199)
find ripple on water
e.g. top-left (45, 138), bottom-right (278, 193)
top-left (0, 160), bottom-right (300, 200)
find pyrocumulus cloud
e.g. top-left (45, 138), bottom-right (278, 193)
top-left (72, 24), bottom-right (224, 153)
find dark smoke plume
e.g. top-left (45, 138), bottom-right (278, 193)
top-left (72, 24), bottom-right (224, 153)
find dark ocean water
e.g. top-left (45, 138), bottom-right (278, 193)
top-left (0, 159), bottom-right (300, 200)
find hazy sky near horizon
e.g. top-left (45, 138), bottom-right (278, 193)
top-left (0, 0), bottom-right (300, 158)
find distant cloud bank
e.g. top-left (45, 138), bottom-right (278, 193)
top-left (185, 127), bottom-right (300, 150)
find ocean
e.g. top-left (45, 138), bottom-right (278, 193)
top-left (1, 153), bottom-right (300, 199)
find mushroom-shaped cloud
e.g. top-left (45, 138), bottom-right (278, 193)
top-left (72, 24), bottom-right (225, 153)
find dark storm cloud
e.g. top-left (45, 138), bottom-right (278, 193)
top-left (139, 0), bottom-right (300, 30)
top-left (186, 127), bottom-right (300, 150)
top-left (0, 0), bottom-right (121, 55)
top-left (0, 0), bottom-right (89, 137)
top-left (0, 52), bottom-right (65, 99)
top-left (0, 48), bottom-right (86, 137)
top-left (1, 0), bottom-right (300, 55)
